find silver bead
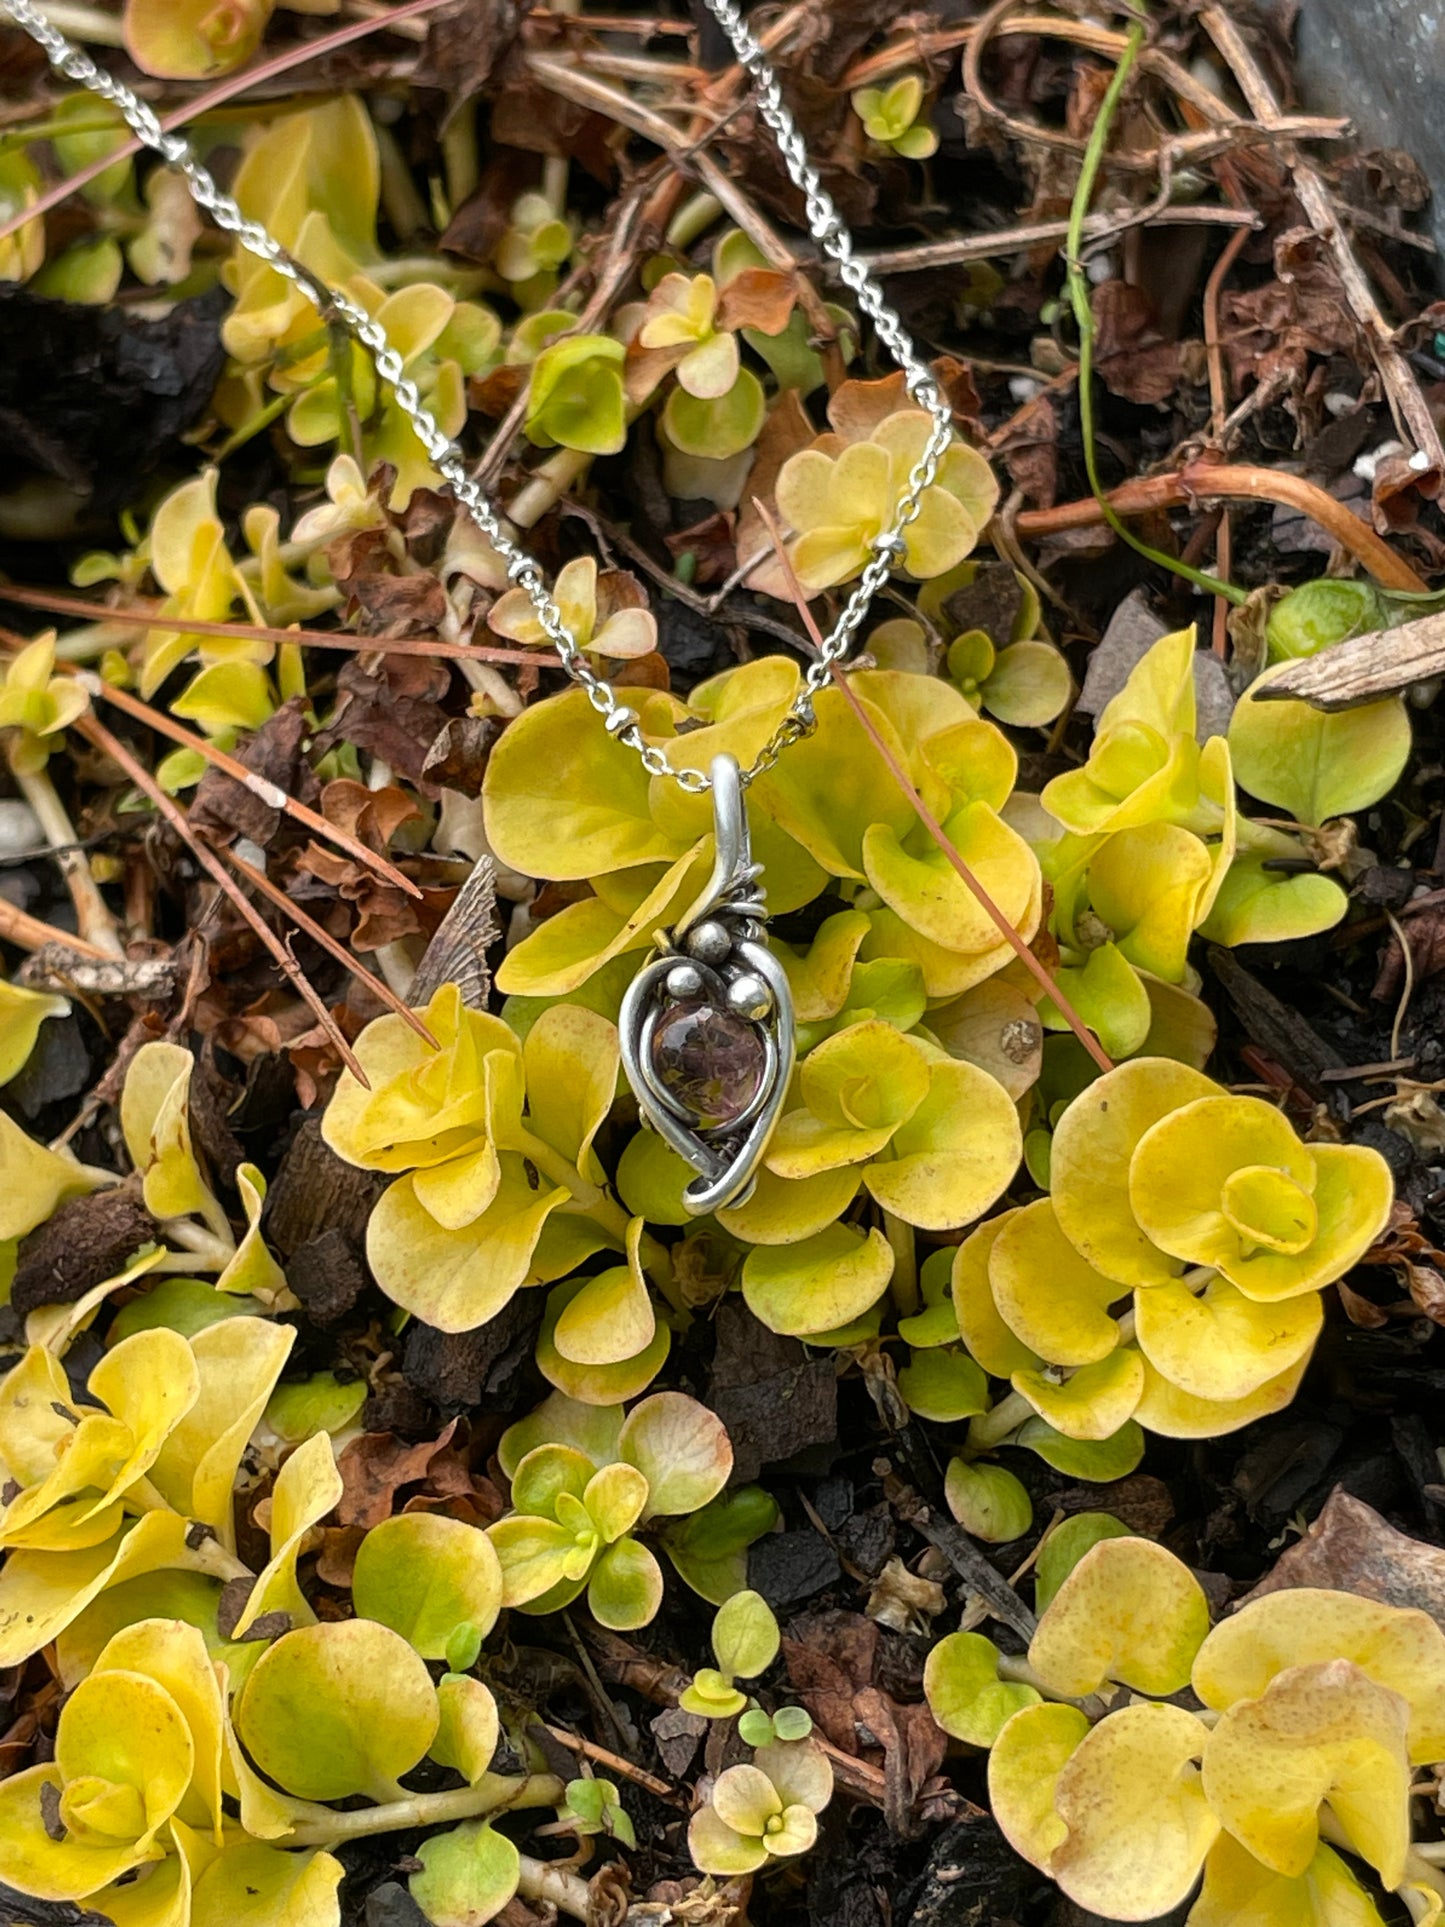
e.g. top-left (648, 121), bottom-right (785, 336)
top-left (686, 920), bottom-right (732, 965)
top-left (665, 962), bottom-right (705, 1000)
top-left (603, 705), bottom-right (640, 737)
top-left (726, 972), bottom-right (773, 1022)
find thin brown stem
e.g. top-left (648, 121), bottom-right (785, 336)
top-left (78, 672), bottom-right (423, 903)
top-left (221, 845), bottom-right (436, 1047)
top-left (1015, 461), bottom-right (1430, 592)
top-left (0, 584), bottom-right (560, 668)
top-left (75, 713), bottom-right (367, 1084)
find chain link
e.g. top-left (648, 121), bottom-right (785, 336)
top-left (1, 0), bottom-right (955, 790)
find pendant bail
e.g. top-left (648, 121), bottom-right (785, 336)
top-left (618, 753), bottom-right (795, 1215)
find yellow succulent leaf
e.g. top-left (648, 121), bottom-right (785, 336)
top-left (95, 1842), bottom-right (191, 1927)
top-left (189, 1841), bottom-right (344, 1927)
top-left (951, 1219), bottom-right (1041, 1378)
top-left (1229, 668), bottom-right (1410, 828)
top-left (235, 1620), bottom-right (439, 1804)
top-left (862, 804), bottom-right (1040, 960)
top-left (1043, 941), bottom-right (1152, 1062)
top-left (1104, 625), bottom-right (1200, 739)
top-left (1013, 1348), bottom-right (1145, 1440)
top-left (860, 890), bottom-right (1041, 999)
top-left (865, 1057), bottom-right (1021, 1230)
top-left (1028, 1535), bottom-right (1211, 1698)
top-left (1133, 1275), bottom-right (1323, 1402)
top-left (322, 985), bottom-right (514, 1174)
top-left (483, 687), bottom-right (683, 881)
top-left (366, 1158), bottom-right (569, 1332)
top-left (431, 1674), bottom-right (501, 1784)
top-left (91, 1619), bottom-right (227, 1841)
top-left (233, 1430), bottom-right (342, 1637)
top-left (214, 1164), bottom-right (287, 1303)
top-left (1042, 725), bottom-right (1201, 837)
top-left (717, 1163), bottom-right (863, 1245)
top-left (231, 97), bottom-right (377, 264)
top-left (1202, 1659), bottom-right (1411, 1886)
top-left (752, 685), bottom-right (916, 879)
top-left (1191, 1834), bottom-right (1387, 1927)
top-left (0, 1109), bottom-right (97, 1241)
top-left (1049, 1056), bottom-right (1223, 1288)
top-left (781, 910), bottom-right (872, 1022)
top-left (1194, 1586), bottom-right (1445, 1765)
top-left (495, 843), bottom-right (706, 997)
top-left (987, 1701), bottom-right (1091, 1872)
top-left (553, 1233), bottom-right (655, 1368)
top-left (1049, 1703), bottom-right (1218, 1921)
top-left (148, 1318), bottom-right (294, 1548)
top-left (57, 1664), bottom-right (195, 1848)
top-left (1132, 1347), bottom-right (1312, 1439)
top-left (768, 1021), bottom-right (930, 1178)
top-left (988, 1198), bottom-right (1123, 1366)
top-left (0, 979), bottom-right (67, 1085)
top-left (0, 1510), bottom-right (218, 1668)
top-left (124, 0), bottom-right (272, 79)
top-left (87, 1323), bottom-right (201, 1481)
top-left (1200, 851), bottom-right (1348, 948)
top-left (742, 1223), bottom-right (894, 1337)
top-left (536, 1278), bottom-right (670, 1406)
top-left (521, 1004), bottom-right (619, 1181)
top-left (921, 716), bottom-right (1018, 813)
top-left (120, 1041), bottom-right (214, 1224)
top-left (1087, 822), bottom-right (1215, 981)
top-left (1130, 1100), bottom-right (1391, 1299)
top-left (0, 1343), bottom-right (86, 1486)
top-left (0, 1763), bottom-right (157, 1900)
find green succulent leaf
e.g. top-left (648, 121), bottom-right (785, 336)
top-left (352, 1513), bottom-right (504, 1661)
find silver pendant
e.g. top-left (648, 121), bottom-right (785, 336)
top-left (619, 754), bottom-right (794, 1215)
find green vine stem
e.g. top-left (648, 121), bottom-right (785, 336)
top-left (280, 1771), bottom-right (566, 1847)
top-left (1065, 20), bottom-right (1245, 606)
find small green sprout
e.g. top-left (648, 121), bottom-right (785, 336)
top-left (943, 1459), bottom-right (1032, 1543)
top-left (494, 190), bottom-right (575, 293)
top-left (487, 1392), bottom-right (733, 1630)
top-left (688, 1738), bottom-right (834, 1875)
top-left (524, 333), bottom-right (628, 455)
top-left (680, 1589), bottom-right (781, 1718)
top-left (560, 1776), bottom-right (636, 1847)
top-left (737, 1705), bottom-right (813, 1748)
top-left (1265, 578), bottom-right (1387, 661)
top-left (851, 74), bottom-right (940, 159)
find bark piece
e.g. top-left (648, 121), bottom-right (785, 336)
top-left (11, 1182), bottom-right (159, 1317)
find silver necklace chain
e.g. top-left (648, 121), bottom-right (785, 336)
top-left (1, 0), bottom-right (955, 793)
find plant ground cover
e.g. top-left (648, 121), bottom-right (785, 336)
top-left (3, 3), bottom-right (1445, 1925)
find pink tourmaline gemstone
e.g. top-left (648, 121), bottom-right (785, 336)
top-left (650, 998), bottom-right (766, 1128)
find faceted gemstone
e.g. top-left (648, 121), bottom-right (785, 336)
top-left (650, 997), bottom-right (766, 1128)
